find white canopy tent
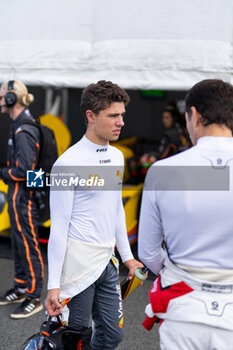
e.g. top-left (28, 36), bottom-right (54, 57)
top-left (0, 0), bottom-right (232, 89)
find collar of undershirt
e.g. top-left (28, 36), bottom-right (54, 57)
top-left (82, 135), bottom-right (109, 153)
top-left (197, 136), bottom-right (233, 150)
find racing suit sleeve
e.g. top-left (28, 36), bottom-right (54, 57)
top-left (47, 164), bottom-right (74, 290)
top-left (115, 157), bottom-right (134, 263)
top-left (115, 189), bottom-right (134, 263)
top-left (1, 131), bottom-right (39, 182)
top-left (138, 165), bottom-right (165, 274)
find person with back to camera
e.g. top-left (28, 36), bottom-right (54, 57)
top-left (0, 80), bottom-right (44, 318)
top-left (138, 79), bottom-right (233, 349)
top-left (45, 80), bottom-right (144, 349)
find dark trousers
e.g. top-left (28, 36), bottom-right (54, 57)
top-left (67, 260), bottom-right (124, 350)
top-left (8, 182), bottom-right (44, 298)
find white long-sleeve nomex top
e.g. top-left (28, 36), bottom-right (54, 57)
top-left (138, 136), bottom-right (233, 275)
top-left (47, 135), bottom-right (133, 293)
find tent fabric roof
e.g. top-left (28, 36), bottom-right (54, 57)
top-left (0, 0), bottom-right (232, 89)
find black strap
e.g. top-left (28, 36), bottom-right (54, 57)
top-left (12, 119), bottom-right (40, 148)
top-left (16, 119), bottom-right (40, 130)
top-left (8, 80), bottom-right (15, 90)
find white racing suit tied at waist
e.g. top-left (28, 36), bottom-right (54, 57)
top-left (58, 237), bottom-right (116, 326)
top-left (143, 254), bottom-right (233, 331)
top-left (60, 236), bottom-right (115, 300)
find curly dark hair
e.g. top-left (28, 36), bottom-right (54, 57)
top-left (81, 80), bottom-right (130, 124)
top-left (185, 79), bottom-right (233, 130)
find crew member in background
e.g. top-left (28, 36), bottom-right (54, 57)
top-left (45, 80), bottom-right (144, 350)
top-left (0, 81), bottom-right (44, 319)
top-left (158, 103), bottom-right (190, 159)
top-left (138, 79), bottom-right (233, 349)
